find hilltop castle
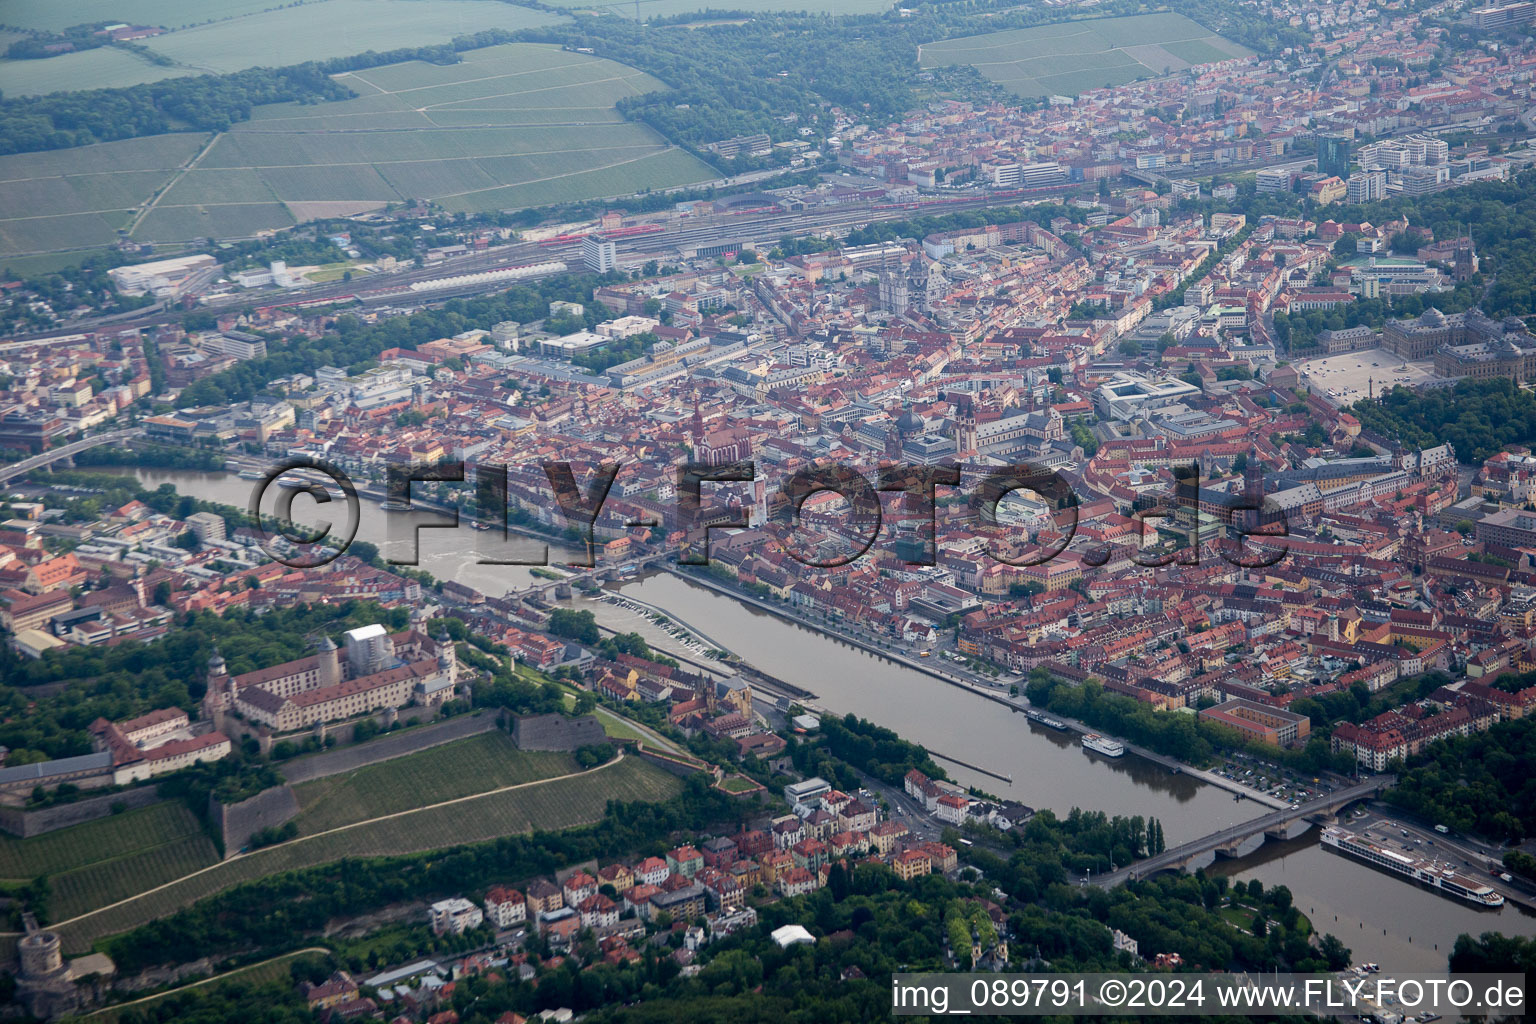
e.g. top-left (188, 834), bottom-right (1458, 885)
top-left (202, 611), bottom-right (457, 734)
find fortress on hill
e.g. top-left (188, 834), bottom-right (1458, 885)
top-left (202, 610), bottom-right (458, 734)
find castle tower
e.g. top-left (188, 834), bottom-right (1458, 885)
top-left (18, 921), bottom-right (63, 979)
top-left (317, 636), bottom-right (341, 688)
top-left (16, 913), bottom-right (84, 1019)
top-left (436, 629), bottom-right (458, 688)
top-left (202, 650), bottom-right (230, 728)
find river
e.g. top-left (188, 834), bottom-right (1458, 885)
top-left (114, 467), bottom-right (1536, 972)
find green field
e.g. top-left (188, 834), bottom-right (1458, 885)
top-left (0, 802), bottom-right (220, 923)
top-left (541, 0), bottom-right (891, 17)
top-left (140, 1), bottom-right (563, 75)
top-left (0, 42), bottom-right (717, 255)
top-left (0, 1), bottom-right (565, 97)
top-left (54, 754), bottom-right (681, 952)
top-left (140, 42), bottom-right (716, 239)
top-left (918, 12), bottom-right (1251, 99)
top-left (0, 47), bottom-right (199, 97)
top-left (292, 730), bottom-right (579, 834)
top-left (0, 134), bottom-right (207, 260)
top-left (3, 0), bottom-right (280, 32)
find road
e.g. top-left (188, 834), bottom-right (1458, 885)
top-left (1348, 805), bottom-right (1536, 911)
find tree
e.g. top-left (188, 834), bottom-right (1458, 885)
top-left (1319, 933), bottom-right (1352, 971)
top-left (547, 608), bottom-right (600, 645)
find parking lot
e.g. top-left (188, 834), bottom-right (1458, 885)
top-left (1297, 349), bottom-right (1439, 406)
top-left (1213, 751), bottom-right (1337, 806)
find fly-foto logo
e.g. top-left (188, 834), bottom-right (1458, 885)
top-left (246, 457), bottom-right (1294, 571)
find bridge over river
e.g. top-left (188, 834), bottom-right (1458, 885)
top-left (0, 429), bottom-right (141, 486)
top-left (1096, 774), bottom-right (1396, 887)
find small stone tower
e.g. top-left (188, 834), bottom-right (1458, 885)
top-left (317, 635), bottom-right (341, 688)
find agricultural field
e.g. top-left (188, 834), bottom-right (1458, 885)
top-left (3, 0), bottom-right (279, 32)
top-left (0, 801), bottom-right (219, 923)
top-left (292, 730), bottom-right (579, 834)
top-left (0, 1), bottom-right (564, 97)
top-left (0, 42), bottom-right (717, 256)
top-left (918, 12), bottom-right (1251, 99)
top-left (55, 754), bottom-right (681, 953)
top-left (138, 42), bottom-right (715, 239)
top-left (541, 0), bottom-right (891, 18)
top-left (0, 47), bottom-right (199, 98)
top-left (140, 1), bottom-right (563, 76)
top-left (0, 133), bottom-right (207, 262)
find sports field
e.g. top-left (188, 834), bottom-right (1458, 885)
top-left (292, 730), bottom-right (579, 834)
top-left (0, 801), bottom-right (219, 923)
top-left (54, 753), bottom-right (681, 952)
top-left (0, 43), bottom-right (716, 258)
top-left (918, 12), bottom-right (1251, 99)
top-left (0, 1), bottom-right (564, 97)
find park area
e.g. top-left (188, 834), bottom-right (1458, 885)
top-left (0, 42), bottom-right (717, 259)
top-left (918, 12), bottom-right (1251, 99)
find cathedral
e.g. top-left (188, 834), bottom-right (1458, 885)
top-left (878, 250), bottom-right (948, 316)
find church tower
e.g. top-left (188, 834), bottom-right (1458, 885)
top-left (1453, 229), bottom-right (1477, 284)
top-left (878, 250), bottom-right (909, 315)
top-left (690, 400), bottom-right (706, 459)
top-left (953, 393), bottom-right (977, 454)
top-left (1243, 445), bottom-right (1265, 534)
